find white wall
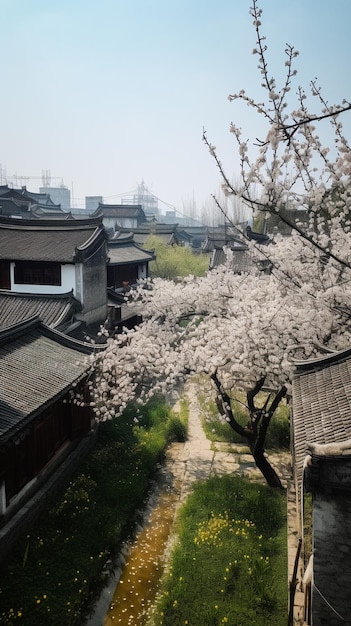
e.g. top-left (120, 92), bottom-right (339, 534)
top-left (103, 216), bottom-right (137, 230)
top-left (138, 263), bottom-right (147, 280)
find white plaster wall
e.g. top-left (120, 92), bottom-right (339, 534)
top-left (75, 264), bottom-right (83, 302)
top-left (103, 216), bottom-right (136, 230)
top-left (138, 263), bottom-right (147, 279)
top-left (11, 262), bottom-right (78, 296)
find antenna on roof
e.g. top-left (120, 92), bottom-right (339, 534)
top-left (42, 169), bottom-right (51, 187)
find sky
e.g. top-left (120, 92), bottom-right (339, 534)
top-left (1, 0), bottom-right (351, 214)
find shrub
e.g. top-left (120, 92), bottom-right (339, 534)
top-left (146, 235), bottom-right (210, 279)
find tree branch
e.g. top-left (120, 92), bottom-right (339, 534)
top-left (281, 103), bottom-right (351, 139)
top-left (247, 376), bottom-right (266, 413)
top-left (255, 385), bottom-right (287, 452)
top-left (211, 371), bottom-right (251, 439)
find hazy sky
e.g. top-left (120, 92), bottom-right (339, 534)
top-left (1, 0), bottom-right (350, 212)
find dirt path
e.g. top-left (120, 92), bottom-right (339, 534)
top-left (167, 381), bottom-right (292, 492)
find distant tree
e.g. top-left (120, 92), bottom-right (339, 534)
top-left (200, 194), bottom-right (223, 227)
top-left (181, 192), bottom-right (198, 221)
top-left (146, 235), bottom-right (210, 279)
top-left (200, 180), bottom-right (250, 227)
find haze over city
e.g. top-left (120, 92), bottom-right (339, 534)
top-left (1, 0), bottom-right (350, 213)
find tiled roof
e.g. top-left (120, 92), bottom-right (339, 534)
top-left (0, 198), bottom-right (31, 215)
top-left (0, 291), bottom-right (81, 329)
top-left (92, 204), bottom-right (145, 218)
top-left (0, 186), bottom-right (31, 201)
top-left (134, 224), bottom-right (178, 233)
top-left (134, 233), bottom-right (173, 245)
top-left (202, 226), bottom-right (246, 253)
top-left (0, 186), bottom-right (59, 208)
top-left (115, 224), bottom-right (180, 246)
top-left (209, 247), bottom-right (253, 271)
top-left (0, 317), bottom-right (95, 441)
top-left (107, 289), bottom-right (139, 323)
top-left (203, 237), bottom-right (243, 251)
top-left (0, 217), bottom-right (105, 262)
top-left (292, 348), bottom-right (351, 489)
top-left (31, 205), bottom-right (66, 215)
top-left (131, 228), bottom-right (177, 246)
top-left (108, 242), bottom-right (155, 265)
top-left (111, 231), bottom-right (134, 242)
top-left (21, 189), bottom-right (58, 206)
top-left (0, 199), bottom-right (64, 219)
top-left (181, 226), bottom-right (207, 235)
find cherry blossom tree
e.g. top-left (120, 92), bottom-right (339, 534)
top-left (91, 243), bottom-right (351, 489)
top-left (203, 0), bottom-right (351, 272)
top-left (91, 1), bottom-right (351, 489)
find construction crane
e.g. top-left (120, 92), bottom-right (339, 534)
top-left (8, 172), bottom-right (65, 189)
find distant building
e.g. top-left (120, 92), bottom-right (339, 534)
top-left (40, 185), bottom-right (71, 210)
top-left (0, 185), bottom-right (64, 218)
top-left (90, 203), bottom-right (147, 232)
top-left (121, 181), bottom-right (160, 217)
top-left (107, 231), bottom-right (155, 290)
top-left (119, 222), bottom-right (189, 247)
top-left (85, 196), bottom-right (103, 212)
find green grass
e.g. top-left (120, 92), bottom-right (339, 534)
top-left (149, 475), bottom-right (287, 626)
top-left (200, 392), bottom-right (290, 450)
top-left (0, 401), bottom-right (187, 626)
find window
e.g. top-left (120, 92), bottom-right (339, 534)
top-left (14, 261), bottom-right (61, 286)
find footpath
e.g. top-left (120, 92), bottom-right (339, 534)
top-left (166, 382), bottom-right (305, 626)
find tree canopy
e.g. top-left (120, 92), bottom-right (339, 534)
top-left (146, 234), bottom-right (210, 279)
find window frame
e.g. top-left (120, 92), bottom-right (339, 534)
top-left (14, 261), bottom-right (62, 286)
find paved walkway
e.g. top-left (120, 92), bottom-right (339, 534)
top-left (166, 382), bottom-right (306, 625)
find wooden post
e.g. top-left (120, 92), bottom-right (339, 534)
top-left (288, 537), bottom-right (302, 626)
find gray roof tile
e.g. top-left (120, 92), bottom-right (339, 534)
top-left (92, 204), bottom-right (145, 218)
top-left (0, 318), bottom-right (94, 441)
top-left (0, 291), bottom-right (81, 329)
top-left (292, 349), bottom-right (351, 489)
top-left (108, 242), bottom-right (154, 265)
top-left (0, 217), bottom-right (104, 263)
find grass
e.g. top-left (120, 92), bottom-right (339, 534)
top-left (148, 475), bottom-right (287, 626)
top-left (200, 391), bottom-right (290, 450)
top-left (0, 400), bottom-right (187, 626)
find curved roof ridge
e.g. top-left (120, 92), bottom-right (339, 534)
top-left (293, 345), bottom-right (351, 372)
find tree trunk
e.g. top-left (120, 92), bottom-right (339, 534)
top-left (252, 446), bottom-right (284, 490)
top-left (211, 372), bottom-right (287, 490)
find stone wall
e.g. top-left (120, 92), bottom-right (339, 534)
top-left (312, 493), bottom-right (351, 625)
top-left (80, 245), bottom-right (107, 325)
top-left (305, 456), bottom-right (351, 626)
